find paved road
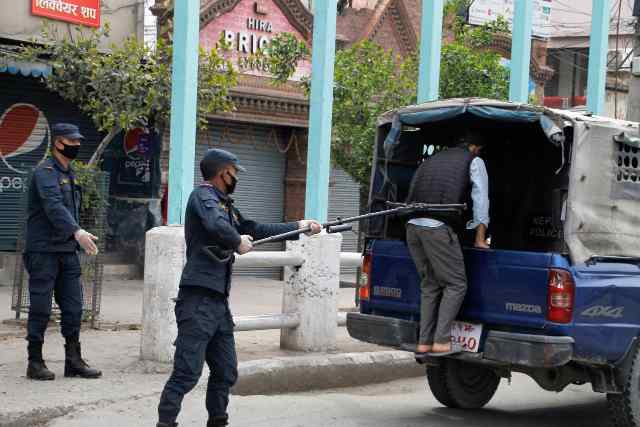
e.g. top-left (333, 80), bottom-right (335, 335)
top-left (47, 374), bottom-right (608, 427)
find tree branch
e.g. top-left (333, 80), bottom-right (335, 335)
top-left (89, 126), bottom-right (121, 166)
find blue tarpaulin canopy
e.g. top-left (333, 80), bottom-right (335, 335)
top-left (382, 100), bottom-right (544, 151)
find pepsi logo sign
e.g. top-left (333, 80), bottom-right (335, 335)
top-left (124, 127), bottom-right (153, 158)
top-left (0, 103), bottom-right (49, 174)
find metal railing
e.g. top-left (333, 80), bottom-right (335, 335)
top-left (232, 251), bottom-right (361, 332)
top-left (142, 229), bottom-right (362, 361)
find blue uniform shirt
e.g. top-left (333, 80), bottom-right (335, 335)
top-left (25, 157), bottom-right (81, 253)
top-left (179, 184), bottom-right (298, 296)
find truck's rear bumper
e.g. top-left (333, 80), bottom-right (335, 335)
top-left (347, 313), bottom-right (574, 368)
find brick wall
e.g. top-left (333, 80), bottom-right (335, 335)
top-left (370, 12), bottom-right (403, 54)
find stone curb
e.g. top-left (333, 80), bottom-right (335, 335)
top-left (233, 350), bottom-right (424, 395)
top-left (0, 350), bottom-right (423, 427)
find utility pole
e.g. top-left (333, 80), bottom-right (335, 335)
top-left (626, 3), bottom-right (640, 122)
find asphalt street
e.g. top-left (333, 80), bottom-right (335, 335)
top-left (46, 373), bottom-right (608, 427)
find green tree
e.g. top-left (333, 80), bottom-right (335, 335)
top-left (331, 42), bottom-right (416, 190)
top-left (329, 9), bottom-right (510, 192)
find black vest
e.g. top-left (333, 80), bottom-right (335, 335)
top-left (406, 146), bottom-right (475, 231)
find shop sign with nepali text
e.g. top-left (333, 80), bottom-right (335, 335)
top-left (31, 0), bottom-right (101, 28)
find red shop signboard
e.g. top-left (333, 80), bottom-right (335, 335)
top-left (32, 0), bottom-right (101, 28)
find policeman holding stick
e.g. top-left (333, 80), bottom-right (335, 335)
top-left (156, 148), bottom-right (321, 427)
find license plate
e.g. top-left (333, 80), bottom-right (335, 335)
top-left (450, 321), bottom-right (482, 353)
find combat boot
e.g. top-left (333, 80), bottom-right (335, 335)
top-left (64, 337), bottom-right (102, 378)
top-left (207, 415), bottom-right (229, 426)
top-left (26, 341), bottom-right (55, 381)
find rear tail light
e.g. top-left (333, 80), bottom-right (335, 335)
top-left (359, 253), bottom-right (372, 301)
top-left (547, 269), bottom-right (575, 323)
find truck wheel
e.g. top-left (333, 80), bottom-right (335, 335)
top-left (426, 359), bottom-right (500, 409)
top-left (607, 346), bottom-right (640, 427)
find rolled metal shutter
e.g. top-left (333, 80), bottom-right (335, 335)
top-left (194, 121), bottom-right (286, 278)
top-left (329, 168), bottom-right (361, 273)
top-left (0, 74), bottom-right (102, 251)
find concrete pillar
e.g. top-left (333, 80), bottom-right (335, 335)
top-left (586, 0), bottom-right (610, 115)
top-left (305, 0), bottom-right (337, 223)
top-left (281, 233), bottom-right (342, 351)
top-left (417, 0), bottom-right (444, 103)
top-left (509, 0), bottom-right (534, 103)
top-left (140, 225), bottom-right (185, 362)
top-left (167, 0), bottom-right (199, 224)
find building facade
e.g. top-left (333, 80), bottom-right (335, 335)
top-left (152, 0), bottom-right (553, 275)
top-left (543, 0), bottom-right (635, 118)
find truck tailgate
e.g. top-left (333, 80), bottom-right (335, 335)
top-left (365, 240), bottom-right (555, 330)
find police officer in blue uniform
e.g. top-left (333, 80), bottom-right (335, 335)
top-left (156, 148), bottom-right (321, 427)
top-left (24, 123), bottom-right (102, 381)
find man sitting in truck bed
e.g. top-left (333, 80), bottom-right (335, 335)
top-left (406, 131), bottom-right (490, 357)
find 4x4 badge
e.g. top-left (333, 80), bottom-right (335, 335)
top-left (581, 306), bottom-right (624, 319)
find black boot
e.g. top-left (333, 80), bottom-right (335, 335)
top-left (64, 337), bottom-right (102, 378)
top-left (26, 341), bottom-right (55, 381)
top-left (207, 415), bottom-right (229, 426)
top-left (156, 423), bottom-right (178, 427)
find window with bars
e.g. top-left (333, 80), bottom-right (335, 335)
top-left (616, 140), bottom-right (640, 184)
top-left (613, 135), bottom-right (640, 200)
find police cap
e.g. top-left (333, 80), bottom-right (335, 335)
top-left (200, 148), bottom-right (246, 180)
top-left (52, 123), bottom-right (85, 141)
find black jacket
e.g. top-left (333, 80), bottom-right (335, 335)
top-left (179, 184), bottom-right (298, 295)
top-left (25, 157), bottom-right (81, 253)
top-left (406, 146), bottom-right (475, 231)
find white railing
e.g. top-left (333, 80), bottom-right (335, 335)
top-left (233, 251), bottom-right (305, 268)
top-left (233, 251), bottom-right (360, 331)
top-left (141, 227), bottom-right (362, 363)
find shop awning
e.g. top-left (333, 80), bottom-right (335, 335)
top-left (0, 60), bottom-right (51, 78)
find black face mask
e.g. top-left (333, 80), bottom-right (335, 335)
top-left (225, 171), bottom-right (238, 194)
top-left (58, 143), bottom-right (80, 160)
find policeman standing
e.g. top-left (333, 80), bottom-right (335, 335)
top-left (156, 148), bottom-right (321, 427)
top-left (24, 123), bottom-right (102, 381)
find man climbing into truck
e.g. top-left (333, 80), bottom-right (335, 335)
top-left (347, 98), bottom-right (640, 426)
top-left (405, 131), bottom-right (490, 358)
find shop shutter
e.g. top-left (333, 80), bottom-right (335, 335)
top-left (194, 121), bottom-right (287, 278)
top-left (329, 168), bottom-right (361, 274)
top-left (0, 74), bottom-right (102, 251)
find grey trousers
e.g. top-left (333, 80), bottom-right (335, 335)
top-left (406, 224), bottom-right (468, 345)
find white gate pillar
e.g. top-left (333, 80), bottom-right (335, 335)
top-left (281, 233), bottom-right (342, 351)
top-left (140, 225), bottom-right (185, 362)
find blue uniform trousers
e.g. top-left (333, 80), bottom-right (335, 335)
top-left (158, 287), bottom-right (238, 423)
top-left (24, 252), bottom-right (83, 343)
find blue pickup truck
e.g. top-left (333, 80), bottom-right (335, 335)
top-left (346, 99), bottom-right (640, 426)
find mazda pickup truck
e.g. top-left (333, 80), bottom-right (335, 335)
top-left (346, 98), bottom-right (640, 427)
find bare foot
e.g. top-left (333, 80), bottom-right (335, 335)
top-left (416, 344), bottom-right (432, 353)
top-left (430, 342), bottom-right (452, 353)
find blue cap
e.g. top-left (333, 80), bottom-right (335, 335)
top-left (51, 123), bottom-right (85, 140)
top-left (200, 148), bottom-right (246, 180)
